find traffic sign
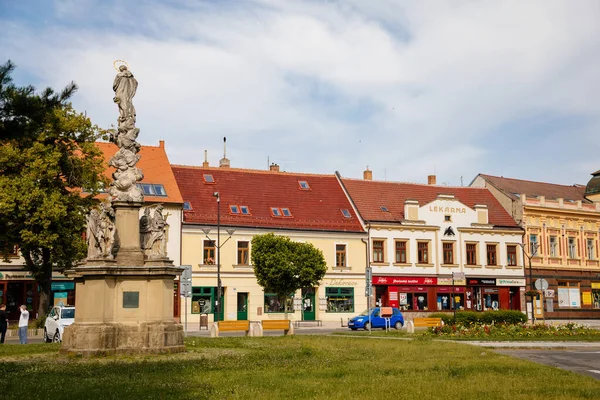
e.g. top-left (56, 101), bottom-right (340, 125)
top-left (365, 285), bottom-right (373, 297)
top-left (534, 279), bottom-right (549, 291)
top-left (180, 265), bottom-right (192, 297)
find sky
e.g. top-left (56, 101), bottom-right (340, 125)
top-left (1, 0), bottom-right (599, 186)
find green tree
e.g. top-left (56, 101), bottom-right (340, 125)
top-left (0, 60), bottom-right (107, 317)
top-left (251, 233), bottom-right (327, 317)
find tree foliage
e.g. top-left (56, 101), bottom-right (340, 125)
top-left (251, 233), bottom-right (327, 314)
top-left (0, 60), bottom-right (107, 317)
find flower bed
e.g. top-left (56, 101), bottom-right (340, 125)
top-left (426, 322), bottom-right (600, 340)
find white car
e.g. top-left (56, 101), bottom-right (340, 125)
top-left (44, 306), bottom-right (75, 343)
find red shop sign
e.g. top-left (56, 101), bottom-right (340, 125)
top-left (372, 276), bottom-right (437, 285)
top-left (437, 287), bottom-right (466, 293)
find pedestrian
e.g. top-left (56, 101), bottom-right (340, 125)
top-left (18, 305), bottom-right (29, 345)
top-left (0, 304), bottom-right (7, 344)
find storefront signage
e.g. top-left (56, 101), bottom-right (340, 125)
top-left (373, 276), bottom-right (437, 285)
top-left (497, 278), bottom-right (526, 287)
top-left (51, 282), bottom-right (75, 291)
top-left (438, 277), bottom-right (466, 286)
top-left (0, 272), bottom-right (33, 280)
top-left (428, 205), bottom-right (467, 214)
top-left (467, 278), bottom-right (496, 286)
top-left (327, 279), bottom-right (357, 286)
top-left (592, 282), bottom-right (600, 289)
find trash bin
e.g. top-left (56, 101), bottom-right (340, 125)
top-left (200, 313), bottom-right (209, 330)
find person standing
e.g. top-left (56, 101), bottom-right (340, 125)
top-left (18, 305), bottom-right (29, 345)
top-left (0, 304), bottom-right (7, 344)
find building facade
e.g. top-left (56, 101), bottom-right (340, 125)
top-left (340, 172), bottom-right (525, 315)
top-left (471, 173), bottom-right (600, 319)
top-left (172, 164), bottom-right (367, 325)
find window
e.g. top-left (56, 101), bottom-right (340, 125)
top-left (203, 174), bottom-right (215, 183)
top-left (549, 236), bottom-right (558, 257)
top-left (203, 240), bottom-right (215, 265)
top-left (281, 208), bottom-right (292, 217)
top-left (271, 207), bottom-right (282, 217)
top-left (398, 290), bottom-right (429, 311)
top-left (587, 239), bottom-right (595, 260)
top-left (183, 201), bottom-right (192, 211)
top-left (444, 215), bottom-right (451, 222)
top-left (443, 242), bottom-right (454, 264)
top-left (592, 283), bottom-right (600, 309)
top-left (486, 244), bottom-right (497, 266)
top-left (237, 241), bottom-right (249, 265)
top-left (507, 245), bottom-right (517, 266)
top-left (153, 184), bottom-right (167, 196)
top-left (335, 244), bottom-right (346, 267)
top-left (417, 242), bottom-right (429, 264)
top-left (191, 287), bottom-right (215, 314)
top-left (436, 292), bottom-right (464, 311)
top-left (395, 241), bottom-right (407, 264)
top-left (466, 243), bottom-right (477, 265)
top-left (141, 183), bottom-right (154, 195)
top-left (568, 237), bottom-right (577, 259)
top-left (372, 240), bottom-right (384, 263)
top-left (230, 205), bottom-right (239, 214)
top-left (529, 234), bottom-right (538, 256)
top-left (326, 287), bottom-right (354, 312)
top-left (341, 209), bottom-right (352, 218)
top-left (240, 206), bottom-right (250, 215)
top-left (380, 206), bottom-right (389, 212)
top-left (298, 181), bottom-right (310, 190)
top-left (558, 282), bottom-right (580, 308)
top-left (264, 293), bottom-right (294, 313)
top-left (138, 183), bottom-right (167, 196)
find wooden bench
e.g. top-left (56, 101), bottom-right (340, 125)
top-left (210, 320), bottom-right (252, 337)
top-left (407, 317), bottom-right (443, 333)
top-left (255, 319), bottom-right (294, 336)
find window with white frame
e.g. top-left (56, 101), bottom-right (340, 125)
top-left (549, 236), bottom-right (558, 257)
top-left (529, 234), bottom-right (538, 256)
top-left (587, 239), bottom-right (595, 260)
top-left (568, 237), bottom-right (577, 259)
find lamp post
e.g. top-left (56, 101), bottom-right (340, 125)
top-left (519, 242), bottom-right (539, 323)
top-left (201, 192), bottom-right (235, 323)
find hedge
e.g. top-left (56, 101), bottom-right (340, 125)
top-left (427, 310), bottom-right (527, 325)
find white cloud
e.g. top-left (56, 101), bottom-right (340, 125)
top-left (1, 0), bottom-right (599, 185)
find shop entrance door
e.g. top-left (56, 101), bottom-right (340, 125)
top-left (237, 292), bottom-right (248, 320)
top-left (302, 288), bottom-right (315, 321)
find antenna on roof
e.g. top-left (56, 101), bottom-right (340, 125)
top-left (223, 136), bottom-right (227, 158)
top-left (461, 175), bottom-right (463, 186)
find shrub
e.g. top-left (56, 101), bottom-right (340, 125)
top-left (427, 313), bottom-right (453, 325)
top-left (454, 311), bottom-right (480, 325)
top-left (479, 310), bottom-right (527, 325)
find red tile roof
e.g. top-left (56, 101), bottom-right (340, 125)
top-left (96, 142), bottom-right (183, 204)
top-left (171, 166), bottom-right (364, 232)
top-left (341, 178), bottom-right (519, 228)
top-left (477, 174), bottom-right (588, 203)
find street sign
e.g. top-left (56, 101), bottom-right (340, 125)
top-left (534, 279), bottom-right (549, 291)
top-left (452, 272), bottom-right (465, 280)
top-left (180, 265), bottom-right (192, 297)
top-left (366, 266), bottom-right (372, 283)
top-left (365, 285), bottom-right (373, 297)
top-left (544, 289), bottom-right (555, 298)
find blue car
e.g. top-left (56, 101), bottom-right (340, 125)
top-left (348, 307), bottom-right (404, 330)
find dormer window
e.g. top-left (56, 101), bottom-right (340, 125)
top-left (230, 205), bottom-right (240, 214)
top-left (271, 207), bottom-right (282, 217)
top-left (203, 174), bottom-right (215, 183)
top-left (281, 208), bottom-right (292, 217)
top-left (298, 181), bottom-right (310, 190)
top-left (183, 201), bottom-right (192, 211)
top-left (240, 206), bottom-right (250, 215)
top-left (341, 209), bottom-right (351, 218)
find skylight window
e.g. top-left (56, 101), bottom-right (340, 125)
top-left (240, 206), bottom-right (250, 215)
top-left (380, 206), bottom-right (389, 212)
top-left (298, 181), bottom-right (310, 190)
top-left (137, 184), bottom-right (168, 196)
top-left (281, 208), bottom-right (292, 217)
top-left (153, 184), bottom-right (167, 196)
top-left (271, 207), bottom-right (282, 217)
top-left (183, 201), bottom-right (192, 211)
top-left (230, 205), bottom-right (240, 214)
top-left (203, 174), bottom-right (215, 183)
top-left (341, 209), bottom-right (351, 218)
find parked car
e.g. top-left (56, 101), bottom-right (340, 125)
top-left (44, 306), bottom-right (75, 343)
top-left (348, 307), bottom-right (404, 330)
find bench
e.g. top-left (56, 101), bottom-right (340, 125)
top-left (293, 320), bottom-right (322, 328)
top-left (255, 319), bottom-right (294, 336)
top-left (210, 320), bottom-right (253, 337)
top-left (407, 317), bottom-right (443, 333)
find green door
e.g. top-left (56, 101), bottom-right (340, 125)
top-left (213, 287), bottom-right (225, 322)
top-left (302, 288), bottom-right (316, 321)
top-left (237, 292), bottom-right (248, 321)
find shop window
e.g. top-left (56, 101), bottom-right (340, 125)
top-left (437, 293), bottom-right (451, 310)
top-left (237, 241), bottom-right (249, 265)
top-left (443, 242), bottom-right (454, 264)
top-left (549, 236), bottom-right (558, 257)
top-left (395, 241), bottom-right (407, 263)
top-left (417, 242), bottom-right (429, 264)
top-left (372, 240), bottom-right (384, 263)
top-left (326, 287), bottom-right (354, 312)
top-left (587, 239), bottom-right (595, 260)
top-left (415, 293), bottom-right (427, 310)
top-left (486, 244), bottom-right (497, 266)
top-left (592, 284), bottom-right (600, 309)
top-left (264, 293), bottom-right (294, 313)
top-left (203, 240), bottom-right (215, 265)
top-left (568, 238), bottom-right (577, 259)
top-left (466, 243), bottom-right (477, 265)
top-left (452, 293), bottom-right (465, 310)
top-left (335, 244), bottom-right (347, 267)
top-left (507, 245), bottom-right (517, 266)
top-left (191, 287), bottom-right (214, 314)
top-left (482, 289), bottom-right (500, 311)
top-left (558, 282), bottom-right (580, 308)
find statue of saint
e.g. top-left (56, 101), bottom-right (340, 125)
top-left (141, 204), bottom-right (168, 258)
top-left (113, 65), bottom-right (138, 123)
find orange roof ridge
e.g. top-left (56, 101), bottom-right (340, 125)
top-left (171, 164), bottom-right (336, 178)
top-left (479, 173), bottom-right (580, 188)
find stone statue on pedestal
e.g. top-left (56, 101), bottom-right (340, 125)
top-left (86, 199), bottom-right (116, 259)
top-left (140, 204), bottom-right (169, 258)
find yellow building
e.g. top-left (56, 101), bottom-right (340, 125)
top-left (472, 174), bottom-right (600, 319)
top-left (172, 164), bottom-right (367, 325)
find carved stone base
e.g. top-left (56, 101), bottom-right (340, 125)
top-left (144, 257), bottom-right (174, 267)
top-left (61, 321), bottom-right (184, 356)
top-left (83, 259), bottom-right (117, 267)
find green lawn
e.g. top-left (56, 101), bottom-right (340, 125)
top-left (0, 336), bottom-right (599, 399)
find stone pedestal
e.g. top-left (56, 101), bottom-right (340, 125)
top-left (61, 264), bottom-right (184, 356)
top-left (114, 201), bottom-right (145, 266)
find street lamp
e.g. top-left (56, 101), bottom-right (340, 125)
top-left (201, 192), bottom-right (235, 323)
top-left (519, 242), bottom-right (539, 323)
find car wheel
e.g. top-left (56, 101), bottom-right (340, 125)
top-left (44, 328), bottom-right (52, 343)
top-left (52, 331), bottom-right (61, 343)
top-left (394, 321), bottom-right (403, 330)
top-left (350, 328), bottom-right (358, 331)
top-left (363, 322), bottom-right (370, 331)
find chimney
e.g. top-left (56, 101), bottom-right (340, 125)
top-left (474, 204), bottom-right (489, 224)
top-left (219, 136), bottom-right (230, 168)
top-left (202, 150), bottom-right (209, 168)
top-left (428, 175), bottom-right (436, 185)
top-left (269, 163), bottom-right (280, 172)
top-left (159, 140), bottom-right (165, 148)
top-left (363, 167), bottom-right (372, 181)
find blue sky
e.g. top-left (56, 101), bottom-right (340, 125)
top-left (1, 0), bottom-right (599, 186)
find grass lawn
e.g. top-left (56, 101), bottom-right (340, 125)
top-left (0, 336), bottom-right (599, 399)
